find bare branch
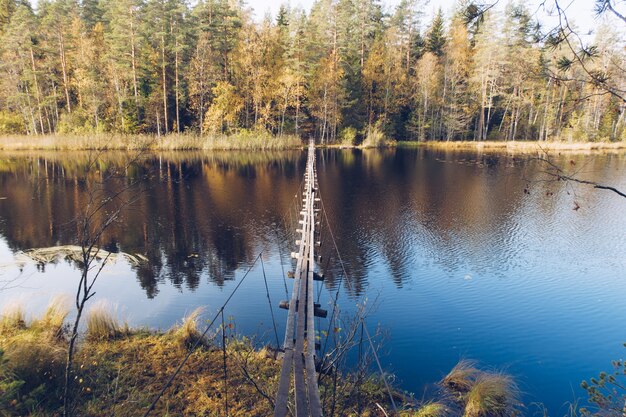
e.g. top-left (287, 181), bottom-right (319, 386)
top-left (530, 154), bottom-right (626, 199)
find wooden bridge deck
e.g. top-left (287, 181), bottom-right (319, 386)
top-left (274, 143), bottom-right (323, 417)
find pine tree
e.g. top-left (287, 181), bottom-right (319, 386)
top-left (426, 8), bottom-right (445, 57)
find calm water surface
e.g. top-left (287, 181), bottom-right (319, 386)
top-left (0, 147), bottom-right (625, 414)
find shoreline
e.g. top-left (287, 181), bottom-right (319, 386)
top-left (399, 140), bottom-right (626, 154)
top-left (0, 302), bottom-right (525, 416)
top-left (1, 134), bottom-right (624, 154)
top-left (0, 133), bottom-right (303, 151)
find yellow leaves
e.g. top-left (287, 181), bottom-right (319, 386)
top-left (203, 82), bottom-right (244, 134)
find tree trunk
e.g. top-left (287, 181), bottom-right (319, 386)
top-left (59, 31), bottom-right (72, 113)
top-left (30, 47), bottom-right (45, 134)
top-left (174, 24), bottom-right (180, 134)
top-left (130, 9), bottom-right (140, 122)
top-left (161, 34), bottom-right (168, 133)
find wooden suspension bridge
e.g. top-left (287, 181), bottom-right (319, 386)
top-left (274, 142), bottom-right (326, 417)
top-left (143, 141), bottom-right (396, 417)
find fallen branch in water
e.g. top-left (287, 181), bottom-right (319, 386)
top-left (15, 245), bottom-right (148, 267)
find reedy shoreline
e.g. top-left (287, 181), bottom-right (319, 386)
top-left (1, 133), bottom-right (625, 153)
top-left (0, 301), bottom-right (523, 417)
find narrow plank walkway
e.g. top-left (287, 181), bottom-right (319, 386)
top-left (274, 142), bottom-right (323, 417)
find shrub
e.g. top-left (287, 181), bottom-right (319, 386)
top-left (57, 109), bottom-right (97, 134)
top-left (339, 126), bottom-right (358, 146)
top-left (0, 111), bottom-right (26, 134)
top-left (362, 121), bottom-right (395, 148)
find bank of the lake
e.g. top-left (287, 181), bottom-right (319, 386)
top-left (0, 304), bottom-right (524, 417)
top-left (0, 305), bottom-right (396, 416)
top-left (0, 132), bottom-right (302, 151)
top-left (400, 140), bottom-right (626, 154)
top-left (3, 133), bottom-right (626, 154)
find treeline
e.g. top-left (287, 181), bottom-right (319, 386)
top-left (0, 0), bottom-right (624, 142)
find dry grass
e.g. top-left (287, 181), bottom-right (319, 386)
top-left (442, 360), bottom-right (481, 396)
top-left (32, 296), bottom-right (70, 338)
top-left (463, 373), bottom-right (520, 417)
top-left (0, 304), bottom-right (26, 334)
top-left (0, 132), bottom-right (303, 151)
top-left (402, 140), bottom-right (626, 154)
top-left (171, 307), bottom-right (205, 350)
top-left (2, 330), bottom-right (66, 392)
top-left (409, 402), bottom-right (448, 417)
top-left (0, 301), bottom-right (474, 416)
top-left (85, 303), bottom-right (123, 341)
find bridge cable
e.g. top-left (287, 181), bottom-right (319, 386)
top-left (363, 321), bottom-right (398, 412)
top-left (221, 309), bottom-right (229, 416)
top-left (316, 196), bottom-right (349, 379)
top-left (275, 172), bottom-right (307, 298)
top-left (142, 252), bottom-right (262, 417)
top-left (260, 255), bottom-right (281, 349)
top-left (357, 321), bottom-right (364, 415)
top-left (273, 228), bottom-right (289, 299)
top-left (316, 194), bottom-right (399, 414)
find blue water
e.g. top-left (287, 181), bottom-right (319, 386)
top-left (0, 148), bottom-right (625, 414)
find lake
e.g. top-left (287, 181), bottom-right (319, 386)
top-left (0, 147), bottom-right (625, 414)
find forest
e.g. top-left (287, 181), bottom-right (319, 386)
top-left (0, 0), bottom-right (625, 143)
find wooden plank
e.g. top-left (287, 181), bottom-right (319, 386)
top-left (274, 152), bottom-right (310, 417)
top-left (306, 184), bottom-right (323, 417)
top-left (295, 149), bottom-right (313, 416)
top-left (275, 144), bottom-right (323, 417)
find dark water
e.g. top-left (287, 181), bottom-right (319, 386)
top-left (1, 147), bottom-right (625, 414)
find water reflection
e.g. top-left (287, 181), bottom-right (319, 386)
top-left (1, 149), bottom-right (625, 297)
top-left (0, 151), bottom-right (306, 297)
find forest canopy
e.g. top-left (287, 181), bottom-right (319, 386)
top-left (0, 0), bottom-right (625, 143)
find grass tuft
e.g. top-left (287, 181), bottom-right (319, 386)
top-left (0, 132), bottom-right (303, 151)
top-left (172, 308), bottom-right (205, 350)
top-left (400, 140), bottom-right (626, 154)
top-left (32, 296), bottom-right (69, 338)
top-left (412, 402), bottom-right (448, 417)
top-left (442, 359), bottom-right (481, 396)
top-left (3, 331), bottom-right (66, 393)
top-left (361, 123), bottom-right (396, 148)
top-left (86, 303), bottom-right (122, 341)
top-left (463, 373), bottom-right (520, 417)
top-left (0, 304), bottom-right (26, 334)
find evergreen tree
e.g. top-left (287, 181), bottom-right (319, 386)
top-left (0, 0), bottom-right (622, 141)
top-left (426, 8), bottom-right (445, 57)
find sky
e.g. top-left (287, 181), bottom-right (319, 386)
top-left (246, 0), bottom-right (607, 35)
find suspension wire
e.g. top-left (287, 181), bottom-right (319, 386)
top-left (260, 255), bottom-right (281, 349)
top-left (317, 192), bottom-right (399, 414)
top-left (317, 194), bottom-right (349, 377)
top-left (363, 322), bottom-right (398, 413)
top-left (221, 309), bottom-right (229, 416)
top-left (316, 253), bottom-right (332, 304)
top-left (274, 227), bottom-right (289, 299)
top-left (142, 252), bottom-right (262, 417)
top-left (275, 171), bottom-right (306, 298)
top-left (330, 320), bottom-right (340, 417)
top-left (357, 321), bottom-right (364, 415)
